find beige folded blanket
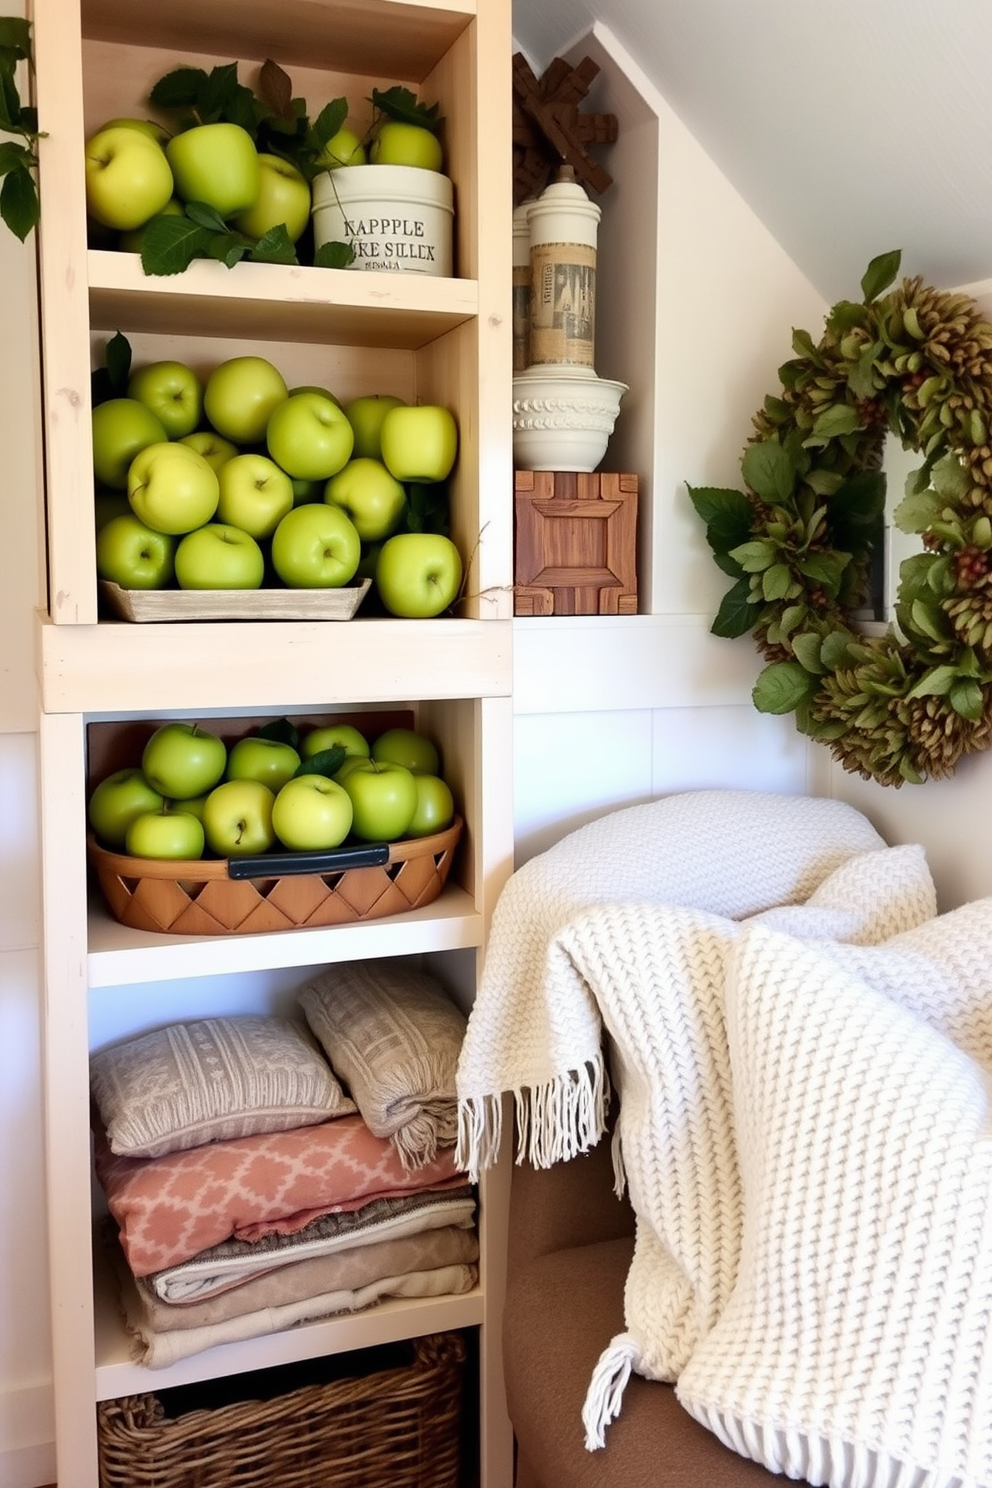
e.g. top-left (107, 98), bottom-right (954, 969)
top-left (108, 1224), bottom-right (479, 1368)
top-left (300, 959), bottom-right (466, 1169)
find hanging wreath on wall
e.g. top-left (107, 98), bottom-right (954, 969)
top-left (689, 249), bottom-right (992, 787)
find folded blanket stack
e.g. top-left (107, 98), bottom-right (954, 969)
top-left (91, 972), bottom-right (473, 1368)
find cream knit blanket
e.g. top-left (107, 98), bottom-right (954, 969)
top-left (456, 789), bottom-right (887, 1177)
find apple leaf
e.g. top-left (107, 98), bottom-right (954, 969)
top-left (0, 163), bottom-right (36, 240)
top-left (0, 17), bottom-right (31, 57)
top-left (370, 85), bottom-right (444, 135)
top-left (249, 223), bottom-right (299, 265)
top-left (183, 200), bottom-right (229, 233)
top-left (861, 248), bottom-right (901, 304)
top-left (311, 97), bottom-right (350, 151)
top-left (293, 744), bottom-right (348, 779)
top-left (140, 213), bottom-right (214, 276)
top-left (91, 331), bottom-right (132, 408)
top-left (259, 59), bottom-right (294, 120)
top-left (254, 718), bottom-right (301, 749)
top-left (149, 66), bottom-right (208, 111)
top-left (315, 239), bottom-right (357, 269)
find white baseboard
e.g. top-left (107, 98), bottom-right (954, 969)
top-left (0, 1379), bottom-right (55, 1488)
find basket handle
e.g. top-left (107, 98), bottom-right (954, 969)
top-left (227, 843), bottom-right (391, 879)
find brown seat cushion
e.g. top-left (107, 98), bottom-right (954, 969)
top-left (504, 1234), bottom-right (808, 1488)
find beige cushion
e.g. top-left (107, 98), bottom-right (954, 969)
top-left (90, 1014), bottom-right (355, 1159)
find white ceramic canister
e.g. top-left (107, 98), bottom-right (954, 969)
top-left (312, 164), bottom-right (454, 276)
top-left (512, 200), bottom-right (532, 374)
top-left (527, 167), bottom-right (601, 371)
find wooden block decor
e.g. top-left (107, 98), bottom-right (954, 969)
top-left (514, 471), bottom-right (638, 615)
top-left (512, 52), bottom-right (618, 205)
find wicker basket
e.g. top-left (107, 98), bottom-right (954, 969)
top-left (96, 1332), bottom-right (466, 1488)
top-left (88, 817), bottom-right (463, 936)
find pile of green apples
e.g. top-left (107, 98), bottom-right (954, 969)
top-left (94, 351), bottom-right (464, 617)
top-left (84, 115), bottom-right (314, 250)
top-left (88, 719), bottom-right (457, 862)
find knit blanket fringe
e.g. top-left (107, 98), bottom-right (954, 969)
top-left (456, 1057), bottom-right (609, 1182)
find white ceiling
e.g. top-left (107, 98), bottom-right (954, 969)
top-left (512, 0), bottom-right (992, 302)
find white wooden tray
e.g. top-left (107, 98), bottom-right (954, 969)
top-left (98, 578), bottom-right (371, 623)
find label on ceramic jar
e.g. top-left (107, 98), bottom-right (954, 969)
top-left (528, 241), bottom-right (597, 367)
top-left (513, 264), bottom-right (531, 373)
top-left (342, 214), bottom-right (440, 269)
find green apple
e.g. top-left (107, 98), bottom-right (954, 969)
top-left (371, 725), bottom-right (441, 775)
top-left (270, 503), bottom-right (361, 588)
top-left (217, 453), bottom-right (294, 539)
top-left (125, 806), bottom-right (205, 861)
top-left (342, 759), bottom-right (418, 842)
top-left (374, 532), bottom-right (462, 617)
top-left (379, 404), bottom-right (457, 483)
top-left (87, 767), bottom-right (165, 849)
top-left (271, 775), bottom-right (353, 851)
top-left (166, 123), bottom-right (260, 219)
top-left (345, 393), bottom-right (406, 460)
top-left (175, 523), bottom-right (265, 590)
top-left (204, 356), bottom-right (288, 445)
top-left (202, 779), bottom-right (276, 857)
top-left (118, 196), bottom-right (185, 253)
top-left (100, 117), bottom-right (171, 148)
top-left (265, 391), bottom-right (354, 481)
top-left (315, 127), bottom-right (367, 169)
top-left (226, 735), bottom-right (301, 792)
top-left (180, 430), bottom-right (240, 474)
top-left (233, 153), bottom-right (310, 243)
top-left (127, 359), bottom-right (203, 439)
top-left (84, 124), bottom-right (174, 230)
top-left (300, 723), bottom-right (370, 761)
top-left (96, 511), bottom-right (175, 590)
top-left (91, 397), bottom-right (168, 490)
top-left (128, 441), bottom-right (220, 535)
top-left (171, 792), bottom-right (210, 823)
top-left (142, 722), bottom-right (227, 799)
top-left (406, 773), bottom-right (455, 837)
top-left (334, 752), bottom-right (377, 781)
top-left (370, 121), bottom-right (443, 173)
top-left (289, 385), bottom-right (342, 407)
top-left (323, 457), bottom-right (406, 542)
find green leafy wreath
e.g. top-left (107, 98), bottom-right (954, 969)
top-left (688, 249), bottom-right (992, 787)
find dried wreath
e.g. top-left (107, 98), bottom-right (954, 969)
top-left (689, 250), bottom-right (992, 786)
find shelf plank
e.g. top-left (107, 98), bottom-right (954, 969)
top-left (82, 0), bottom-right (475, 81)
top-left (38, 615), bottom-right (513, 713)
top-left (87, 885), bottom-right (483, 986)
top-left (88, 251), bottom-right (479, 349)
top-left (93, 1239), bottom-right (484, 1398)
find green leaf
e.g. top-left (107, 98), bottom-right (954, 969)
top-left (791, 631), bottom-right (825, 674)
top-left (827, 300), bottom-right (869, 334)
top-left (797, 550), bottom-right (850, 595)
top-left (311, 97), bottom-right (350, 151)
top-left (762, 562), bottom-right (793, 601)
top-left (139, 213), bottom-right (213, 276)
top-left (950, 678), bottom-right (985, 722)
top-left (741, 439), bottom-right (795, 502)
top-left (820, 629), bottom-right (857, 671)
top-left (906, 664), bottom-right (957, 699)
top-left (0, 67), bottom-right (21, 132)
top-left (0, 165), bottom-right (37, 240)
top-left (791, 327), bottom-right (818, 361)
top-left (293, 744), bottom-right (348, 779)
top-left (861, 249), bottom-right (901, 303)
top-left (729, 539), bottom-right (777, 573)
top-left (931, 452), bottom-right (970, 502)
top-left (909, 597), bottom-right (951, 644)
top-left (405, 483), bottom-right (446, 535)
top-left (254, 717), bottom-right (301, 749)
top-left (183, 199), bottom-right (230, 233)
top-left (200, 61), bottom-right (242, 122)
top-left (0, 139), bottom-right (32, 176)
top-left (893, 486), bottom-right (943, 535)
top-left (104, 331), bottom-right (132, 394)
top-left (149, 66), bottom-right (209, 110)
top-left (810, 403), bottom-right (862, 440)
top-left (752, 660), bottom-right (818, 715)
top-left (805, 468), bottom-right (844, 497)
top-left (847, 342), bottom-right (881, 401)
top-left (686, 485), bottom-right (753, 555)
top-left (710, 577), bottom-right (761, 639)
top-left (314, 239), bottom-right (356, 269)
top-left (370, 85), bottom-right (443, 134)
top-left (249, 222), bottom-right (299, 265)
top-left (0, 18), bottom-right (31, 57)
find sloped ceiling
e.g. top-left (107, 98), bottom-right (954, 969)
top-left (512, 0), bottom-right (992, 302)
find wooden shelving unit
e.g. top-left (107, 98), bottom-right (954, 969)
top-left (31, 0), bottom-right (514, 1483)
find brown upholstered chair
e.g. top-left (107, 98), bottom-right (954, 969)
top-left (502, 1117), bottom-right (813, 1488)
